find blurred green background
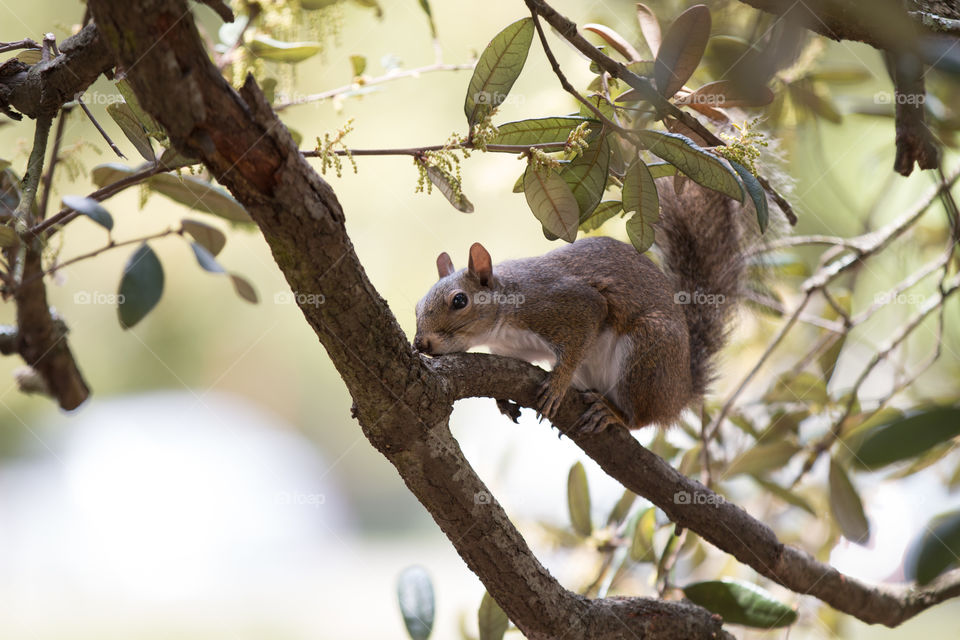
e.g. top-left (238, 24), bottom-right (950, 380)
top-left (1, 0), bottom-right (959, 638)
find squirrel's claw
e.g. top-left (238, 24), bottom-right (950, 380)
top-left (536, 379), bottom-right (566, 423)
top-left (576, 393), bottom-right (624, 434)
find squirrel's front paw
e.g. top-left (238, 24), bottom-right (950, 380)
top-left (536, 378), bottom-right (567, 422)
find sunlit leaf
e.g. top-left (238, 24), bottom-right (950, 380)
top-left (117, 243), bottom-right (164, 329)
top-left (647, 162), bottom-right (677, 178)
top-left (675, 80), bottom-right (774, 108)
top-left (248, 35), bottom-right (324, 63)
top-left (478, 591), bottom-right (509, 640)
top-left (580, 200), bottom-right (621, 231)
top-left (490, 116), bottom-right (596, 145)
top-left (230, 273), bottom-right (258, 303)
top-left (61, 195), bottom-right (113, 231)
top-left (728, 160), bottom-right (768, 232)
top-left (636, 3), bottom-right (662, 56)
top-left (726, 440), bottom-right (800, 478)
top-left (397, 566), bottom-right (435, 640)
top-left (464, 18), bottom-right (534, 126)
top-left (654, 4), bottom-right (711, 98)
top-left (181, 219), bottom-right (226, 256)
top-left (350, 54), bottom-right (367, 77)
top-left (636, 129), bottom-right (742, 200)
top-left (606, 489), bottom-right (636, 526)
top-left (148, 173), bottom-right (252, 223)
top-left (906, 509), bottom-right (960, 585)
top-left (424, 165), bottom-right (474, 213)
top-left (849, 406), bottom-right (960, 471)
top-left (190, 242), bottom-right (225, 273)
top-left (524, 165), bottom-right (579, 242)
top-left (753, 476), bottom-right (816, 516)
top-left (106, 101), bottom-right (155, 162)
top-left (683, 578), bottom-right (797, 628)
top-left (583, 24), bottom-right (641, 61)
top-left (567, 461), bottom-right (592, 537)
top-left (629, 507), bottom-right (656, 562)
top-left (828, 458), bottom-right (870, 545)
top-left (766, 371), bottom-right (829, 407)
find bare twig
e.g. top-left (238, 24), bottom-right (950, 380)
top-left (37, 105), bottom-right (71, 221)
top-left (77, 95), bottom-right (126, 159)
top-left (0, 39), bottom-right (40, 54)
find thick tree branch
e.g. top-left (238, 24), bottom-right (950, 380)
top-left (434, 352), bottom-right (960, 627)
top-left (85, 2), bottom-right (729, 637)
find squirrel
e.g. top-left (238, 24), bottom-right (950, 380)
top-left (413, 182), bottom-right (749, 433)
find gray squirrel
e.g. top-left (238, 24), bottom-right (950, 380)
top-left (414, 182), bottom-right (748, 433)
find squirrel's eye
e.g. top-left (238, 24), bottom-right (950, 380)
top-left (451, 292), bottom-right (468, 310)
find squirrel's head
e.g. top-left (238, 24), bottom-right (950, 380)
top-left (414, 242), bottom-right (500, 356)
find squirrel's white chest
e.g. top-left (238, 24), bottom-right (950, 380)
top-left (482, 324), bottom-right (630, 403)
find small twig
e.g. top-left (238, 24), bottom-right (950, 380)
top-left (307, 140), bottom-right (572, 158)
top-left (275, 61), bottom-right (476, 112)
top-left (30, 161), bottom-right (167, 237)
top-left (76, 96), bottom-right (126, 159)
top-left (0, 39), bottom-right (40, 54)
top-left (37, 106), bottom-right (72, 221)
top-left (14, 115), bottom-right (54, 228)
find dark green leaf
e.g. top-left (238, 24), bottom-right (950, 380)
top-left (417, 0), bottom-right (437, 38)
top-left (397, 566), bottom-right (435, 640)
top-left (229, 273), bottom-right (258, 303)
top-left (248, 35), bottom-right (323, 63)
top-left (728, 160), bottom-right (768, 232)
top-left (424, 166), bottom-right (474, 213)
top-left (683, 578), bottom-right (797, 628)
top-left (524, 165), bottom-right (579, 242)
top-left (580, 200), bottom-right (622, 231)
top-left (61, 195), bottom-right (113, 231)
top-left (567, 461), bottom-right (592, 537)
top-left (464, 18), bottom-right (534, 126)
top-left (116, 79), bottom-right (163, 139)
top-left (190, 242), bottom-right (225, 273)
top-left (625, 209), bottom-right (657, 253)
top-left (478, 591), bottom-right (509, 640)
top-left (106, 101), bottom-right (155, 162)
top-left (158, 147), bottom-right (199, 171)
top-left (850, 406), bottom-right (960, 471)
top-left (561, 136), bottom-right (610, 222)
top-left (636, 130), bottom-right (742, 201)
top-left (654, 4), bottom-right (711, 98)
top-left (117, 243), bottom-right (164, 329)
top-left (148, 173), bottom-right (252, 223)
top-left (490, 116), bottom-right (596, 145)
top-left (181, 219), bottom-right (226, 256)
top-left (906, 510), bottom-right (960, 585)
top-left (828, 458), bottom-right (870, 544)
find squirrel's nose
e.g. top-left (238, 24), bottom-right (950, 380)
top-left (413, 335), bottom-right (431, 353)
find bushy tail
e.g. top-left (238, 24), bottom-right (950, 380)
top-left (655, 182), bottom-right (749, 396)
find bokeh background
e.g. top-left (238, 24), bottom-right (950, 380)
top-left (1, 0), bottom-right (959, 638)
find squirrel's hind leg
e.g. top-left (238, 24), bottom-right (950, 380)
top-left (576, 392), bottom-right (629, 434)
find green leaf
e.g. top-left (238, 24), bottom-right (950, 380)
top-left (647, 162), bottom-right (677, 178)
top-left (906, 509), bottom-right (960, 585)
top-left (397, 566), bottom-right (435, 640)
top-left (464, 18), bottom-right (534, 126)
top-left (417, 0), bottom-right (438, 38)
top-left (849, 406), bottom-right (960, 471)
top-left (490, 116), bottom-right (596, 145)
top-left (625, 209), bottom-right (658, 253)
top-left (726, 440), bottom-right (800, 477)
top-left (349, 54), bottom-right (367, 76)
top-left (752, 476), bottom-right (816, 516)
top-left (248, 35), bottom-right (324, 63)
top-left (61, 195), bottom-right (114, 231)
top-left (580, 200), bottom-right (622, 231)
top-left (606, 489), bottom-right (637, 526)
top-left (148, 173), bottom-right (252, 223)
top-left (766, 371), bottom-right (829, 408)
top-left (523, 165), bottom-right (579, 243)
top-left (424, 165), bottom-right (474, 213)
top-left (190, 242), bottom-right (225, 273)
top-left (117, 243), bottom-right (164, 329)
top-left (91, 162), bottom-right (138, 188)
top-left (629, 507), bottom-right (656, 562)
top-left (181, 219), bottom-right (226, 256)
top-left (828, 457), bottom-right (870, 544)
top-left (106, 101), bottom-right (155, 162)
top-left (561, 136), bottom-right (610, 222)
top-left (622, 161), bottom-right (659, 216)
top-left (567, 461), bottom-right (592, 537)
top-left (229, 273), bottom-right (258, 303)
top-left (654, 4), bottom-right (711, 98)
top-left (636, 130), bottom-right (742, 201)
top-left (728, 160), bottom-right (768, 232)
top-left (158, 147), bottom-right (198, 171)
top-left (478, 591), bottom-right (509, 640)
top-left (683, 578), bottom-right (797, 628)
top-left (115, 79), bottom-right (164, 139)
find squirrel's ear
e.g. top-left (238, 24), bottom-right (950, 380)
top-left (436, 252), bottom-right (455, 279)
top-left (468, 242), bottom-right (493, 287)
